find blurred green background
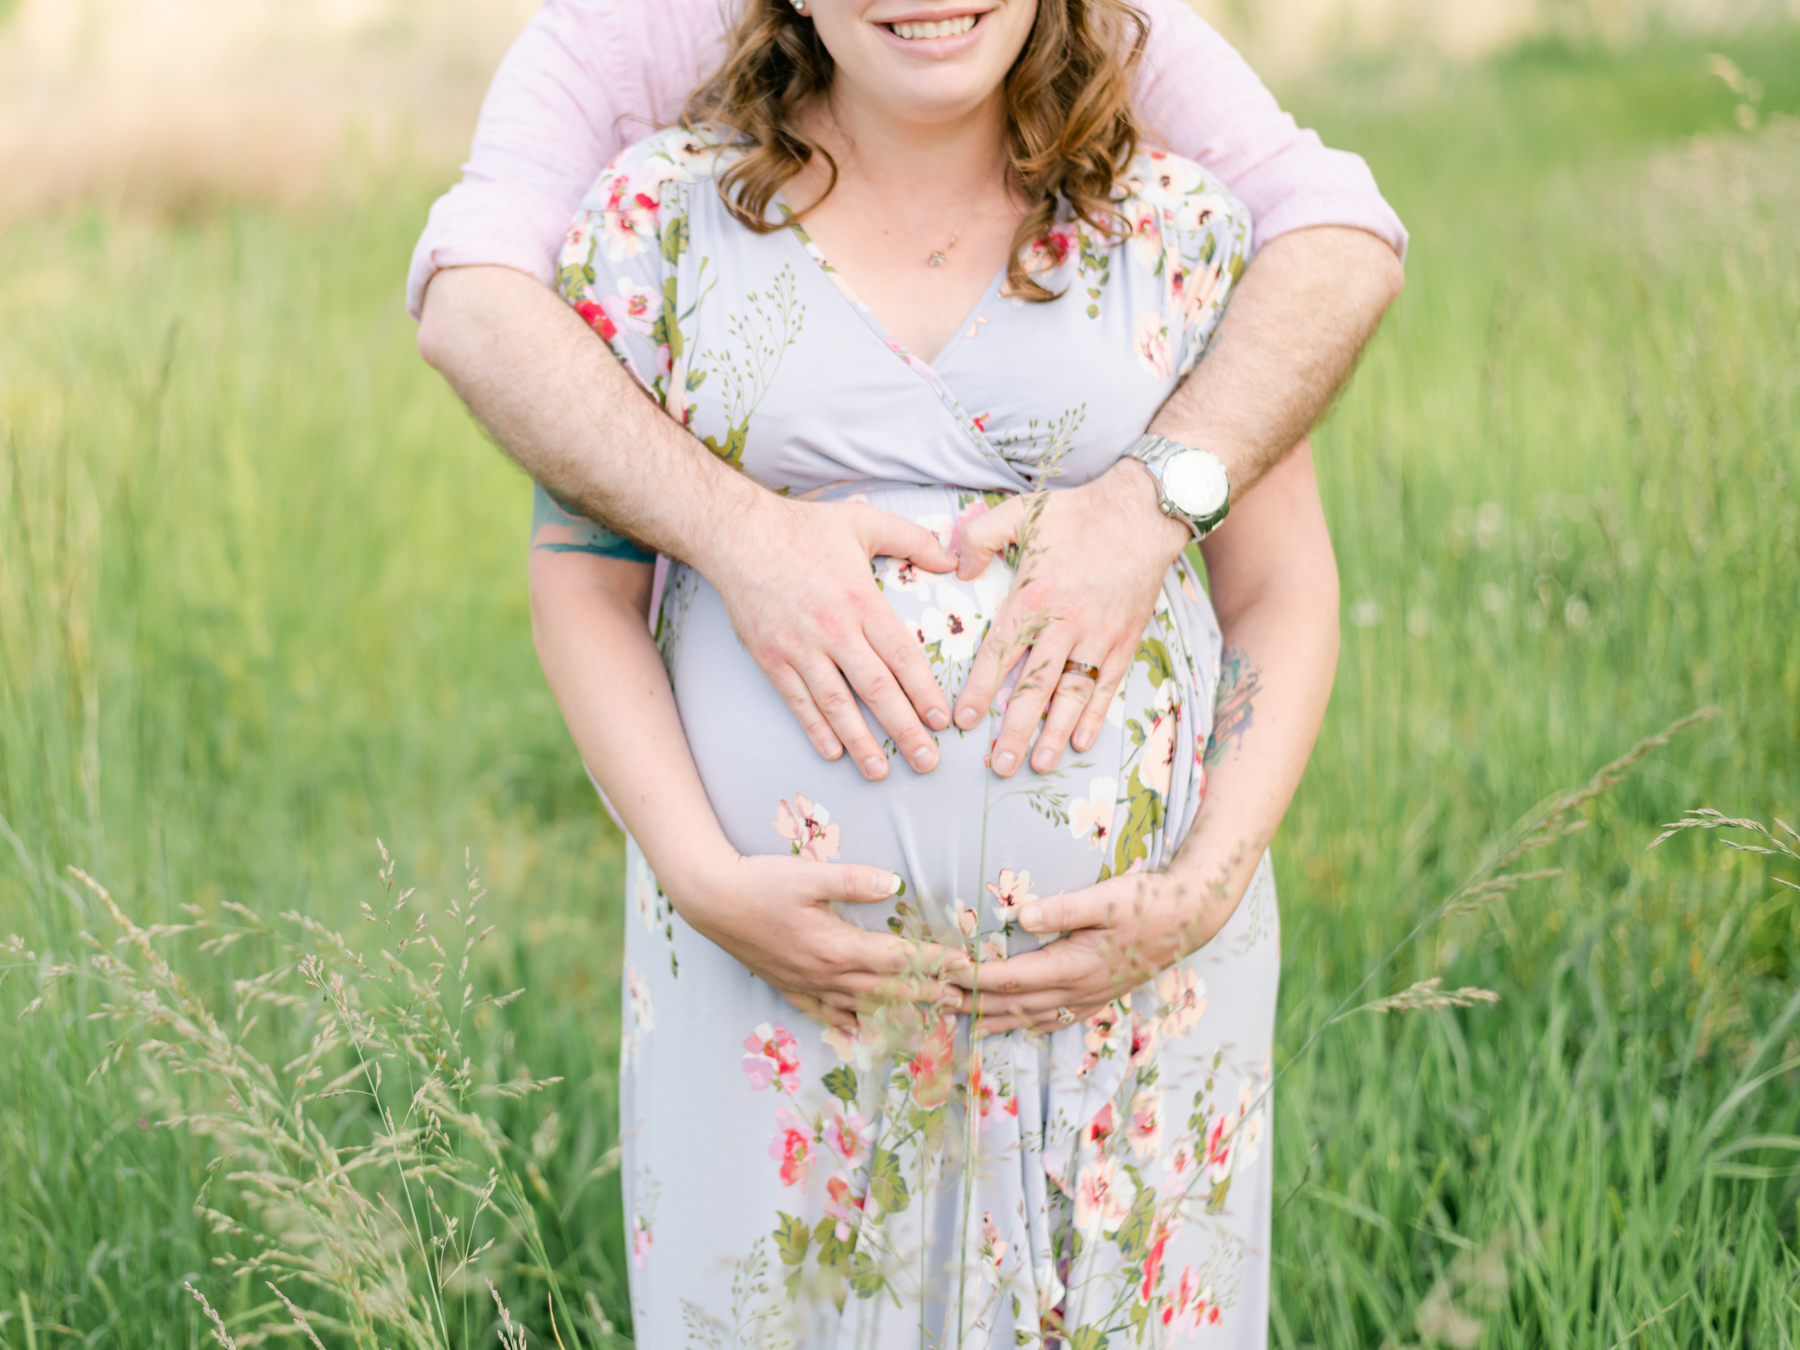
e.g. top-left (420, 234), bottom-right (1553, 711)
top-left (2, 12), bottom-right (1797, 1350)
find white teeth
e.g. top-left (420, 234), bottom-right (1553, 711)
top-left (890, 14), bottom-right (978, 39)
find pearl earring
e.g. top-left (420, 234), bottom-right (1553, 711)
top-left (791, 0), bottom-right (808, 12)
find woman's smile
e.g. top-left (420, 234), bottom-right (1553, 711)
top-left (876, 9), bottom-right (989, 49)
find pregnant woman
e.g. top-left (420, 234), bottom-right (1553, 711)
top-left (529, 0), bottom-right (1341, 1344)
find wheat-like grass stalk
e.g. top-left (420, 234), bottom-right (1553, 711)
top-left (23, 848), bottom-right (563, 1349)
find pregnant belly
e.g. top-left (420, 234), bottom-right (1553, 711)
top-left (661, 481), bottom-right (1219, 947)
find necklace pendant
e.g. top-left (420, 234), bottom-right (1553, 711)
top-left (927, 250), bottom-right (947, 267)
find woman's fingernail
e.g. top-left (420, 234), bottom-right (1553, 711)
top-left (994, 750), bottom-right (1016, 775)
top-left (863, 755), bottom-right (887, 778)
top-left (955, 706), bottom-right (980, 729)
top-left (911, 746), bottom-right (936, 772)
top-left (1018, 904), bottom-right (1041, 931)
top-left (823, 738), bottom-right (842, 758)
top-left (880, 871), bottom-right (903, 897)
top-left (926, 707), bottom-right (950, 730)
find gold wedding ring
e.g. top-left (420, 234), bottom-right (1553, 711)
top-left (1061, 659), bottom-right (1101, 682)
top-left (1055, 1005), bottom-right (1076, 1025)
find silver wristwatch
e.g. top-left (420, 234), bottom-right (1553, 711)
top-left (1125, 433), bottom-right (1231, 540)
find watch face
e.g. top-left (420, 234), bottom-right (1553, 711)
top-left (1162, 451), bottom-right (1229, 517)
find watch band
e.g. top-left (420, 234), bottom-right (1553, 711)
top-left (1125, 433), bottom-right (1232, 540)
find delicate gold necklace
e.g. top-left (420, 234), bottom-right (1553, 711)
top-left (927, 196), bottom-right (988, 267)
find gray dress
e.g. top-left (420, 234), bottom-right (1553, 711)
top-left (538, 126), bottom-right (1280, 1349)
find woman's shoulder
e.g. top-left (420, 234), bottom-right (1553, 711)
top-left (581, 124), bottom-right (741, 215)
top-left (1115, 147), bottom-right (1252, 237)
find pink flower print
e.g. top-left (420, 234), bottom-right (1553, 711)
top-left (774, 794), bottom-right (841, 862)
top-left (742, 1020), bottom-right (802, 1093)
top-left (1204, 1106), bottom-right (1235, 1185)
top-left (1022, 227), bottom-right (1074, 275)
top-left (1155, 966), bottom-right (1208, 1040)
top-left (563, 218), bottom-right (591, 259)
top-left (1134, 311), bottom-right (1173, 380)
top-left (951, 497), bottom-right (991, 557)
top-left (573, 298), bottom-right (617, 343)
top-left (1068, 776), bottom-right (1118, 850)
top-left (1139, 1218), bottom-right (1176, 1305)
top-left (630, 1212), bottom-right (652, 1270)
top-left (971, 410), bottom-right (991, 433)
top-left (1073, 1156), bottom-right (1130, 1233)
top-left (1163, 1267), bottom-right (1221, 1336)
top-left (1181, 256), bottom-right (1225, 330)
top-left (769, 1107), bottom-right (814, 1187)
top-left (968, 1052), bottom-right (997, 1129)
top-left (1084, 1100), bottom-right (1116, 1149)
top-left (1162, 1136), bottom-right (1196, 1199)
top-left (908, 1014), bottom-right (956, 1109)
top-left (1127, 1088), bottom-right (1163, 1160)
top-left (985, 868), bottom-right (1037, 923)
top-left (599, 208), bottom-right (649, 262)
top-left (1129, 1006), bottom-right (1160, 1067)
top-left (1126, 202), bottom-right (1162, 268)
top-left (1084, 1002), bottom-right (1125, 1059)
top-left (979, 934), bottom-right (1006, 962)
top-left (979, 1210), bottom-right (1009, 1274)
top-left (824, 1104), bottom-right (871, 1167)
top-left (824, 1176), bottom-right (866, 1241)
top-left (954, 899), bottom-right (979, 942)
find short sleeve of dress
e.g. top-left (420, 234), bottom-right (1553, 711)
top-left (1128, 152), bottom-right (1256, 381)
top-left (529, 136), bottom-right (702, 562)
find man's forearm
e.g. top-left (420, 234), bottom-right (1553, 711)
top-left (1149, 225), bottom-right (1405, 498)
top-left (417, 264), bottom-right (762, 571)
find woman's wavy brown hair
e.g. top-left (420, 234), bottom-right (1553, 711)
top-left (683, 0), bottom-right (1146, 302)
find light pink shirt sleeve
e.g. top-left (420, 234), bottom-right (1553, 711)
top-left (407, 0), bottom-right (1405, 320)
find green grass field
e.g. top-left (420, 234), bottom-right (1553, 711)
top-left (3, 28), bottom-right (1798, 1349)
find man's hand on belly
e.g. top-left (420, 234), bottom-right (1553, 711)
top-left (702, 496), bottom-right (957, 782)
top-left (951, 462), bottom-right (1190, 777)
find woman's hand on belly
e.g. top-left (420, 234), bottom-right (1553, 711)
top-left (947, 870), bottom-right (1226, 1035)
top-left (672, 852), bottom-right (972, 1027)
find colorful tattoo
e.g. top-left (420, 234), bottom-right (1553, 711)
top-left (1205, 644), bottom-right (1261, 765)
top-left (529, 482), bottom-right (655, 562)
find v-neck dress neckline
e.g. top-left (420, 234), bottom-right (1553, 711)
top-left (775, 198), bottom-right (1013, 473)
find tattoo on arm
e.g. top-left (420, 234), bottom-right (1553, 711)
top-left (1205, 644), bottom-right (1262, 766)
top-left (530, 482), bottom-right (656, 562)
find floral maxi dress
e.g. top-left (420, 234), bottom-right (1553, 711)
top-left (539, 126), bottom-right (1281, 1349)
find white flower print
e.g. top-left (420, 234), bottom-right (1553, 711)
top-left (634, 875), bottom-right (660, 935)
top-left (920, 583), bottom-right (983, 663)
top-left (986, 868), bottom-right (1037, 923)
top-left (1140, 679), bottom-right (1181, 798)
top-left (1069, 776), bottom-right (1119, 849)
top-left (623, 962), bottom-right (654, 1065)
top-left (970, 551), bottom-right (1013, 616)
top-left (880, 555), bottom-right (933, 597)
top-left (1134, 311), bottom-right (1173, 380)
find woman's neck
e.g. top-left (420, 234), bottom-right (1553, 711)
top-left (801, 84), bottom-right (1012, 208)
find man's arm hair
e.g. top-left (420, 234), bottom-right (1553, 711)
top-left (1147, 225), bottom-right (1405, 497)
top-left (417, 263), bottom-right (764, 573)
